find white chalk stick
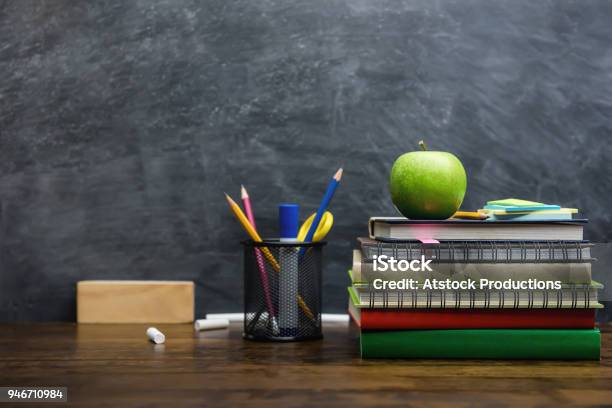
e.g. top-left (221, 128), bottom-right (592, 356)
top-left (322, 314), bottom-right (350, 323)
top-left (146, 327), bottom-right (165, 344)
top-left (194, 318), bottom-right (230, 331)
top-left (205, 313), bottom-right (244, 322)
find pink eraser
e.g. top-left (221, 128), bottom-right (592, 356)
top-left (418, 238), bottom-right (440, 244)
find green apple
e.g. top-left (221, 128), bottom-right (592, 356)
top-left (390, 141), bottom-right (467, 219)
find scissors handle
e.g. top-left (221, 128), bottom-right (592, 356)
top-left (298, 211), bottom-right (333, 242)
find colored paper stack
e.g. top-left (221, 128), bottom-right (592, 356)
top-left (349, 200), bottom-right (602, 359)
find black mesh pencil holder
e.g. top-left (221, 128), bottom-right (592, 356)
top-left (242, 239), bottom-right (325, 342)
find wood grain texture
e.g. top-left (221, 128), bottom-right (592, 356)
top-left (0, 322), bottom-right (610, 407)
top-left (77, 281), bottom-right (194, 323)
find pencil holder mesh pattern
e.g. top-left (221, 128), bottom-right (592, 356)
top-left (242, 240), bottom-right (324, 341)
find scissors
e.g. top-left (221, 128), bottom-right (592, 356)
top-left (297, 211), bottom-right (334, 242)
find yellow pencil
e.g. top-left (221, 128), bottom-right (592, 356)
top-left (224, 193), bottom-right (280, 271)
top-left (224, 193), bottom-right (314, 320)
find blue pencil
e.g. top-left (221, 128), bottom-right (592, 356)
top-left (299, 168), bottom-right (343, 254)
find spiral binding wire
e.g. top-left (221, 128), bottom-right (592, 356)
top-left (361, 284), bottom-right (597, 309)
top-left (368, 240), bottom-right (592, 263)
top-left (362, 284), bottom-right (597, 309)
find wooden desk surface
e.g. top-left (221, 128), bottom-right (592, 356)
top-left (0, 323), bottom-right (610, 407)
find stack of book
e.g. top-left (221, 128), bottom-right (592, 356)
top-left (348, 210), bottom-right (602, 360)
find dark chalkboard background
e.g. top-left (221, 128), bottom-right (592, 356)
top-left (1, 0), bottom-right (611, 321)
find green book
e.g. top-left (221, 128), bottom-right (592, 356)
top-left (361, 329), bottom-right (600, 360)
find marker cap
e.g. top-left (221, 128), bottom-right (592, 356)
top-left (279, 203), bottom-right (299, 240)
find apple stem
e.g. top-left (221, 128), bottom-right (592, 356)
top-left (419, 140), bottom-right (428, 151)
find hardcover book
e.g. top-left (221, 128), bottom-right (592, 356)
top-left (368, 217), bottom-right (587, 241)
top-left (348, 300), bottom-right (596, 329)
top-left (360, 329), bottom-right (601, 360)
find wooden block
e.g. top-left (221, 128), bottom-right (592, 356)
top-left (77, 281), bottom-right (194, 323)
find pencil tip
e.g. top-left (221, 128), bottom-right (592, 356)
top-left (240, 184), bottom-right (248, 198)
top-left (334, 168), bottom-right (343, 181)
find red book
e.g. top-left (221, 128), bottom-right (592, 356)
top-left (348, 302), bottom-right (596, 330)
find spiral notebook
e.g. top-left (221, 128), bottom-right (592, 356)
top-left (357, 238), bottom-right (593, 263)
top-left (351, 251), bottom-right (593, 284)
top-left (347, 283), bottom-right (603, 309)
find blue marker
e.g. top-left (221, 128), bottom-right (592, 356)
top-left (279, 204), bottom-right (299, 240)
top-left (278, 203), bottom-right (299, 337)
